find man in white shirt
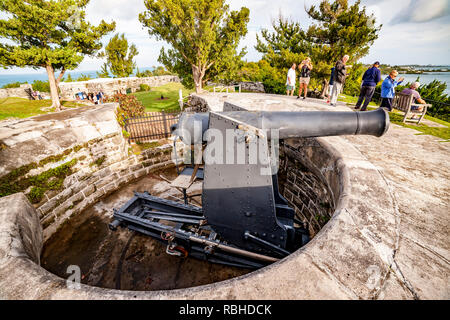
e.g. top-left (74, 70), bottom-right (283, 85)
top-left (286, 63), bottom-right (296, 96)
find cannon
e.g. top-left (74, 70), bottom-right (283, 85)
top-left (110, 102), bottom-right (389, 269)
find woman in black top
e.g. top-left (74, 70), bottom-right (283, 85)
top-left (298, 57), bottom-right (313, 100)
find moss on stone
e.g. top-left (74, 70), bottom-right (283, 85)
top-left (28, 186), bottom-right (46, 204)
top-left (0, 143), bottom-right (88, 198)
top-left (25, 159), bottom-right (78, 203)
top-left (90, 155), bottom-right (106, 167)
top-left (0, 158), bottom-right (78, 203)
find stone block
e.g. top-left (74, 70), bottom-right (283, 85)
top-left (129, 163), bottom-right (144, 172)
top-left (82, 184), bottom-right (95, 198)
top-left (95, 173), bottom-right (118, 190)
top-left (102, 181), bottom-right (118, 195)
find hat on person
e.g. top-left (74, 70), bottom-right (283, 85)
top-left (374, 61), bottom-right (380, 66)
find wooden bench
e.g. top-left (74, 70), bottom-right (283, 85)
top-left (392, 92), bottom-right (431, 124)
top-left (24, 88), bottom-right (36, 100)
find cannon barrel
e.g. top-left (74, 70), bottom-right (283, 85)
top-left (173, 108), bottom-right (390, 144)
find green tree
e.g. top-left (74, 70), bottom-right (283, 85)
top-left (32, 80), bottom-right (50, 92)
top-left (136, 68), bottom-right (153, 77)
top-left (255, 0), bottom-right (381, 96)
top-left (101, 33), bottom-right (139, 78)
top-left (0, 0), bottom-right (115, 110)
top-left (255, 15), bottom-right (310, 70)
top-left (139, 0), bottom-right (250, 93)
top-left (152, 66), bottom-right (171, 76)
top-left (76, 73), bottom-right (92, 81)
top-left (306, 0), bottom-right (381, 95)
top-left (97, 64), bottom-right (110, 78)
top-left (64, 73), bottom-right (75, 82)
top-left (2, 82), bottom-right (26, 89)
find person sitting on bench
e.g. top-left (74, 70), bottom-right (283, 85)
top-left (400, 82), bottom-right (426, 112)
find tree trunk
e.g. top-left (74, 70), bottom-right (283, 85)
top-left (320, 78), bottom-right (329, 98)
top-left (192, 65), bottom-right (204, 94)
top-left (56, 68), bottom-right (66, 85)
top-left (46, 64), bottom-right (62, 111)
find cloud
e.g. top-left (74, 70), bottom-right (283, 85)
top-left (391, 0), bottom-right (449, 24)
top-left (2, 0), bottom-right (449, 75)
top-left (85, 0), bottom-right (146, 22)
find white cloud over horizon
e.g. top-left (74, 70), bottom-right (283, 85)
top-left (1, 0), bottom-right (449, 75)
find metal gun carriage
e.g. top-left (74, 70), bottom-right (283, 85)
top-left (110, 103), bottom-right (389, 269)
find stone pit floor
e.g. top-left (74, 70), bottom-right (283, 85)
top-left (195, 92), bottom-right (449, 299)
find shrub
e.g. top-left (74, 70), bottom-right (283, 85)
top-left (262, 78), bottom-right (286, 94)
top-left (136, 69), bottom-right (153, 78)
top-left (32, 80), bottom-right (50, 92)
top-left (63, 74), bottom-right (75, 82)
top-left (152, 66), bottom-right (172, 76)
top-left (2, 81), bottom-right (27, 89)
top-left (77, 74), bottom-right (93, 81)
top-left (139, 83), bottom-right (151, 92)
top-left (109, 93), bottom-right (145, 127)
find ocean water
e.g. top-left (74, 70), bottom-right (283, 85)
top-left (0, 67), bottom-right (155, 88)
top-left (393, 72), bottom-right (450, 94)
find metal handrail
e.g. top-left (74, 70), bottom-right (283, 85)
top-left (213, 84), bottom-right (241, 93)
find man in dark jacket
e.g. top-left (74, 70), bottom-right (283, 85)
top-left (355, 62), bottom-right (381, 111)
top-left (330, 55), bottom-right (349, 106)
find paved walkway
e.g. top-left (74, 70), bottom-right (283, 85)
top-left (197, 92), bottom-right (450, 299)
top-left (344, 124), bottom-right (449, 299)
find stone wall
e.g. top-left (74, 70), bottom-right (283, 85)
top-left (0, 103), bottom-right (176, 240)
top-left (0, 83), bottom-right (33, 99)
top-left (58, 75), bottom-right (180, 99)
top-left (234, 81), bottom-right (265, 93)
top-left (40, 139), bottom-right (174, 240)
top-left (278, 139), bottom-right (335, 237)
top-left (186, 94), bottom-right (211, 113)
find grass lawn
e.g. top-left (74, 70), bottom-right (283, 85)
top-left (0, 97), bottom-right (85, 121)
top-left (132, 82), bottom-right (194, 112)
top-left (339, 94), bottom-right (450, 141)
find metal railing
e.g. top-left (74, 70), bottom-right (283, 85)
top-left (124, 111), bottom-right (180, 143)
top-left (213, 84), bottom-right (241, 93)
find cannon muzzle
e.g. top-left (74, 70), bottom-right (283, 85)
top-left (173, 108), bottom-right (389, 144)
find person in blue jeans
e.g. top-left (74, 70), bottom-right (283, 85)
top-left (326, 67), bottom-right (335, 102)
top-left (380, 70), bottom-right (404, 111)
top-left (355, 61), bottom-right (381, 111)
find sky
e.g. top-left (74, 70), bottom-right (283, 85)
top-left (1, 0), bottom-right (449, 74)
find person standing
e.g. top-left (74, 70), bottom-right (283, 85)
top-left (355, 62), bottom-right (381, 111)
top-left (100, 90), bottom-right (106, 103)
top-left (286, 63), bottom-right (297, 96)
top-left (380, 70), bottom-right (404, 111)
top-left (297, 57), bottom-right (313, 100)
top-left (326, 67), bottom-right (335, 103)
top-left (330, 55), bottom-right (350, 107)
